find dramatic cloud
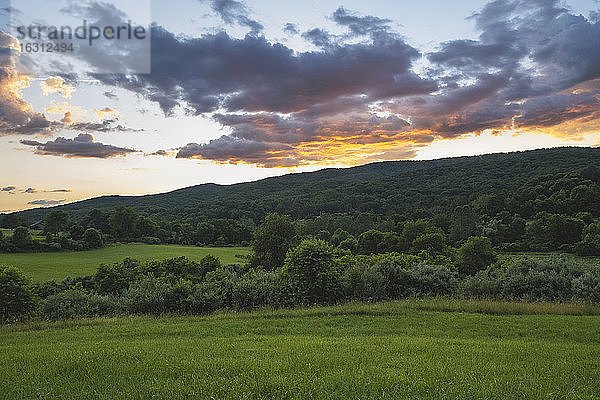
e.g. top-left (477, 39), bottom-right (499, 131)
top-left (87, 2), bottom-right (600, 167)
top-left (20, 133), bottom-right (139, 158)
top-left (23, 188), bottom-right (36, 193)
top-left (40, 77), bottom-right (76, 99)
top-left (1, 186), bottom-right (16, 193)
top-left (0, 32), bottom-right (55, 136)
top-left (204, 0), bottom-right (263, 34)
top-left (27, 199), bottom-right (66, 206)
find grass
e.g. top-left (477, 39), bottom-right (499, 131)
top-left (499, 251), bottom-right (600, 268)
top-left (0, 228), bottom-right (45, 241)
top-left (0, 243), bottom-right (250, 282)
top-left (1, 299), bottom-right (599, 399)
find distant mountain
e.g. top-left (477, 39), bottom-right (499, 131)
top-left (7, 147), bottom-right (600, 224)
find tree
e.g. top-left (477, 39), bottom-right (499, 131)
top-left (0, 266), bottom-right (38, 321)
top-left (282, 239), bottom-right (341, 305)
top-left (457, 236), bottom-right (497, 276)
top-left (251, 213), bottom-right (297, 270)
top-left (450, 205), bottom-right (477, 244)
top-left (82, 228), bottom-right (104, 249)
top-left (94, 260), bottom-right (137, 294)
top-left (109, 206), bottom-right (139, 240)
top-left (137, 216), bottom-right (159, 237)
top-left (44, 210), bottom-right (70, 235)
top-left (357, 230), bottom-right (385, 254)
top-left (11, 226), bottom-right (32, 249)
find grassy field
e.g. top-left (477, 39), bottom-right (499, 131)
top-left (0, 228), bottom-right (45, 241)
top-left (0, 243), bottom-right (250, 282)
top-left (1, 299), bottom-right (599, 399)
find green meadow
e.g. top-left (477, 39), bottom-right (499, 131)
top-left (1, 300), bottom-right (599, 399)
top-left (0, 243), bottom-right (250, 282)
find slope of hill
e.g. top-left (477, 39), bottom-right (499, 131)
top-left (7, 147), bottom-right (600, 224)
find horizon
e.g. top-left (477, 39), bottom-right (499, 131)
top-left (1, 0), bottom-right (600, 213)
top-left (4, 145), bottom-right (598, 215)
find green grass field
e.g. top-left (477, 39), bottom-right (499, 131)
top-left (1, 300), bottom-right (599, 399)
top-left (0, 244), bottom-right (250, 282)
top-left (0, 228), bottom-right (45, 241)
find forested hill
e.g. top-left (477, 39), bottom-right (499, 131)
top-left (7, 147), bottom-right (600, 224)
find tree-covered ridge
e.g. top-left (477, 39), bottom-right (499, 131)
top-left (6, 147), bottom-right (600, 225)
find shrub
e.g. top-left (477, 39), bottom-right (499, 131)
top-left (42, 290), bottom-right (117, 320)
top-left (461, 257), bottom-right (589, 302)
top-left (140, 256), bottom-right (219, 283)
top-left (0, 266), bottom-right (38, 322)
top-left (231, 269), bottom-right (281, 310)
top-left (457, 236), bottom-right (497, 276)
top-left (83, 228), bottom-right (104, 249)
top-left (572, 269), bottom-right (600, 302)
top-left (408, 264), bottom-right (459, 297)
top-left (94, 258), bottom-right (139, 294)
top-left (282, 239), bottom-right (342, 305)
top-left (11, 226), bottom-right (32, 250)
top-left (187, 267), bottom-right (239, 314)
top-left (118, 277), bottom-right (172, 315)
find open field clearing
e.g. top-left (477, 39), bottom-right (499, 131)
top-left (1, 300), bottom-right (599, 399)
top-left (0, 244), bottom-right (250, 282)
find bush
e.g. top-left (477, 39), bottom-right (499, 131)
top-left (187, 267), bottom-right (239, 314)
top-left (457, 236), bottom-right (497, 276)
top-left (572, 269), bottom-right (600, 302)
top-left (461, 257), bottom-right (589, 302)
top-left (282, 239), bottom-right (342, 305)
top-left (0, 266), bottom-right (38, 322)
top-left (11, 226), bottom-right (32, 250)
top-left (231, 269), bottom-right (281, 310)
top-left (118, 277), bottom-right (172, 315)
top-left (94, 258), bottom-right (139, 294)
top-left (408, 264), bottom-right (459, 297)
top-left (42, 290), bottom-right (117, 320)
top-left (140, 256), bottom-right (219, 283)
top-left (83, 228), bottom-right (104, 249)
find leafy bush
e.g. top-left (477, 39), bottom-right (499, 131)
top-left (42, 290), bottom-right (117, 320)
top-left (187, 267), bottom-right (239, 313)
top-left (572, 269), bottom-right (600, 302)
top-left (94, 258), bottom-right (139, 294)
top-left (83, 228), bottom-right (104, 249)
top-left (0, 266), bottom-right (38, 322)
top-left (461, 257), bottom-right (590, 302)
top-left (408, 264), bottom-right (459, 297)
top-left (231, 269), bottom-right (281, 310)
top-left (118, 277), bottom-right (172, 315)
top-left (282, 239), bottom-right (342, 305)
top-left (457, 236), bottom-right (497, 276)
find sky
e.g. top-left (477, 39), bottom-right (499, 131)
top-left (0, 0), bottom-right (599, 212)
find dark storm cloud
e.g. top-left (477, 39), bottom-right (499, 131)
top-left (20, 133), bottom-right (139, 159)
top-left (23, 188), bottom-right (36, 193)
top-left (1, 186), bottom-right (16, 192)
top-left (203, 0), bottom-right (263, 35)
